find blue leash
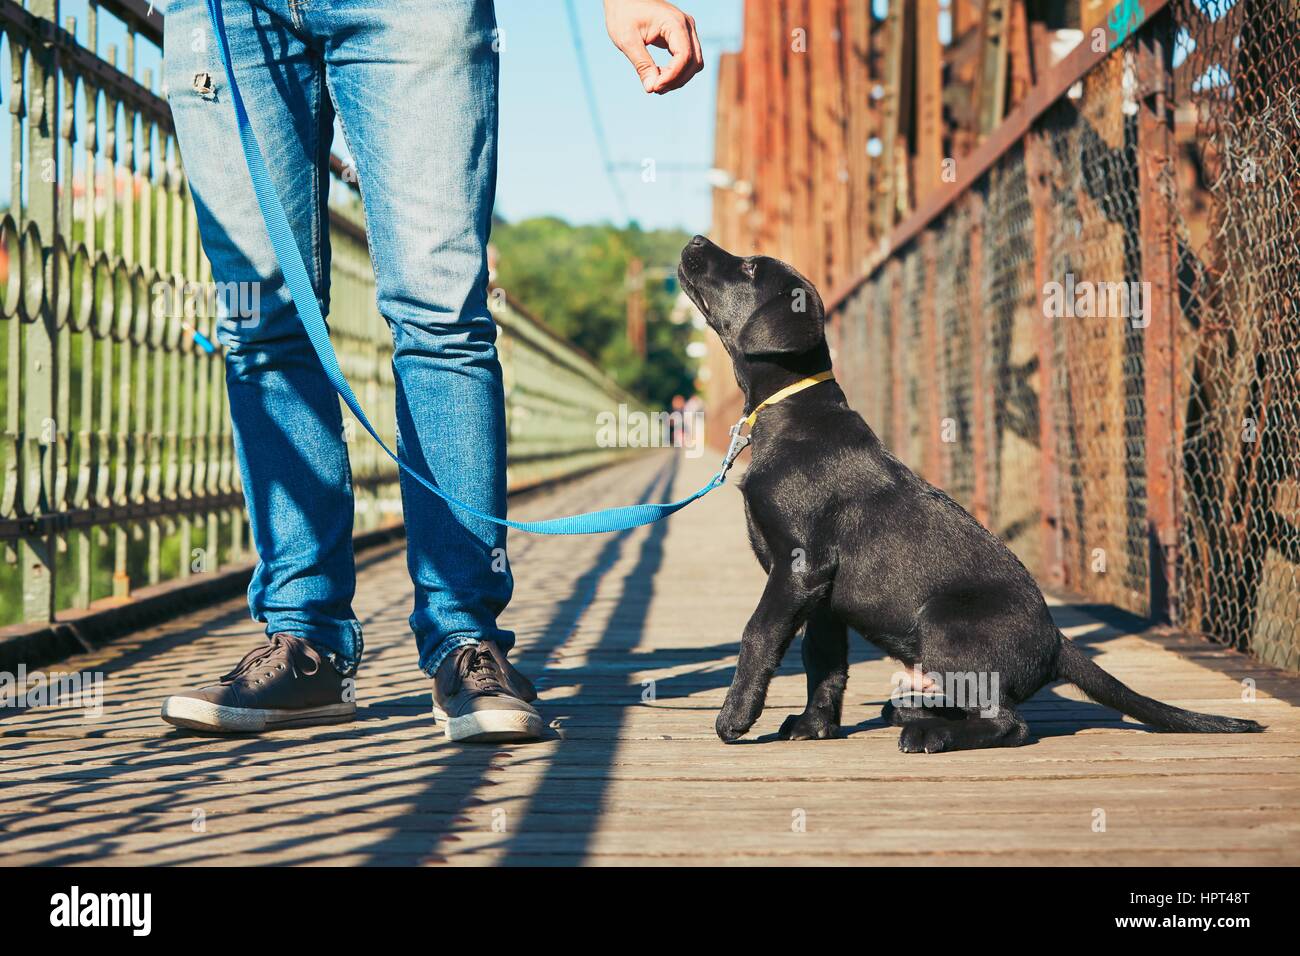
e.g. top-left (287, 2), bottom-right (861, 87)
top-left (205, 0), bottom-right (738, 534)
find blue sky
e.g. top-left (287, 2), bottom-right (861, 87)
top-left (3, 1), bottom-right (1237, 230)
top-left (0, 0), bottom-right (740, 233)
top-left (494, 0), bottom-right (742, 232)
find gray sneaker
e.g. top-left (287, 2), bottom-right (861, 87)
top-left (161, 633), bottom-right (355, 733)
top-left (432, 641), bottom-right (544, 743)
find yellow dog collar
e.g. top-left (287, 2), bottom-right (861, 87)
top-left (742, 370), bottom-right (835, 428)
top-left (718, 371), bottom-right (835, 477)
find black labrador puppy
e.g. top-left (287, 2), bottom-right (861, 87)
top-left (678, 235), bottom-right (1262, 752)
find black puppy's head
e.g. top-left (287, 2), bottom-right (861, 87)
top-left (678, 236), bottom-right (825, 371)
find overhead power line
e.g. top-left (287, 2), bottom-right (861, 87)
top-left (564, 0), bottom-right (633, 225)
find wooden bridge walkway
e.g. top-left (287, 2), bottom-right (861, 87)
top-left (2, 453), bottom-right (1297, 865)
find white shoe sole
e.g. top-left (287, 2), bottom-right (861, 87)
top-left (161, 696), bottom-right (356, 733)
top-left (432, 704), bottom-right (545, 743)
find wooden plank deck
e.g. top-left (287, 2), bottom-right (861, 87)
top-left (2, 452), bottom-right (1297, 865)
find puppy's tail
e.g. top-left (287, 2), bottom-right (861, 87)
top-left (1055, 637), bottom-right (1263, 733)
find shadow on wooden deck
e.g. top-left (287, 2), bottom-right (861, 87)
top-left (1, 453), bottom-right (1297, 865)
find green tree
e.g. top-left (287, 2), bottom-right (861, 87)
top-left (490, 215), bottom-right (698, 407)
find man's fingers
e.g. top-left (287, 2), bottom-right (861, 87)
top-left (656, 15), bottom-right (703, 93)
top-left (615, 13), bottom-right (703, 95)
top-left (648, 16), bottom-right (694, 92)
top-left (605, 1), bottom-right (704, 94)
top-left (689, 16), bottom-right (704, 77)
top-left (616, 35), bottom-right (662, 92)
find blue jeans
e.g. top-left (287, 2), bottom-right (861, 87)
top-left (164, 0), bottom-right (513, 677)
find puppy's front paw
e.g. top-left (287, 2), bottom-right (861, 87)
top-left (715, 707), bottom-right (751, 743)
top-left (778, 711), bottom-right (839, 741)
top-left (898, 721), bottom-right (956, 754)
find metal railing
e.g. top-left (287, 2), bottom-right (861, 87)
top-left (826, 1), bottom-right (1299, 668)
top-left (0, 0), bottom-right (644, 627)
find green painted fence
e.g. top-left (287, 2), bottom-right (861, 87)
top-left (0, 0), bottom-right (645, 627)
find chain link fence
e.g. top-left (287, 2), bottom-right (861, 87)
top-left (827, 1), bottom-right (1299, 667)
top-left (1041, 52), bottom-right (1152, 614)
top-left (1170, 0), bottom-right (1300, 668)
top-left (935, 201), bottom-right (976, 513)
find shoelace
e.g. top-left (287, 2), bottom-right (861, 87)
top-left (459, 646), bottom-right (507, 696)
top-left (221, 634), bottom-right (320, 685)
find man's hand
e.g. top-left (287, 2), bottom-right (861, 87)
top-left (603, 0), bottom-right (703, 94)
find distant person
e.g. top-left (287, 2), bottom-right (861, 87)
top-left (683, 394), bottom-right (704, 455)
top-left (669, 394), bottom-right (687, 447)
top-left (160, 0), bottom-right (703, 742)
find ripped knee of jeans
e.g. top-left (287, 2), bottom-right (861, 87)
top-left (192, 71), bottom-right (217, 100)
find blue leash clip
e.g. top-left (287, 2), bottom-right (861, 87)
top-left (719, 418), bottom-right (751, 478)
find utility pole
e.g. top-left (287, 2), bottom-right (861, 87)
top-left (626, 257), bottom-right (646, 358)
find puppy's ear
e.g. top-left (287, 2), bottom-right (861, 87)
top-left (737, 284), bottom-right (825, 355)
